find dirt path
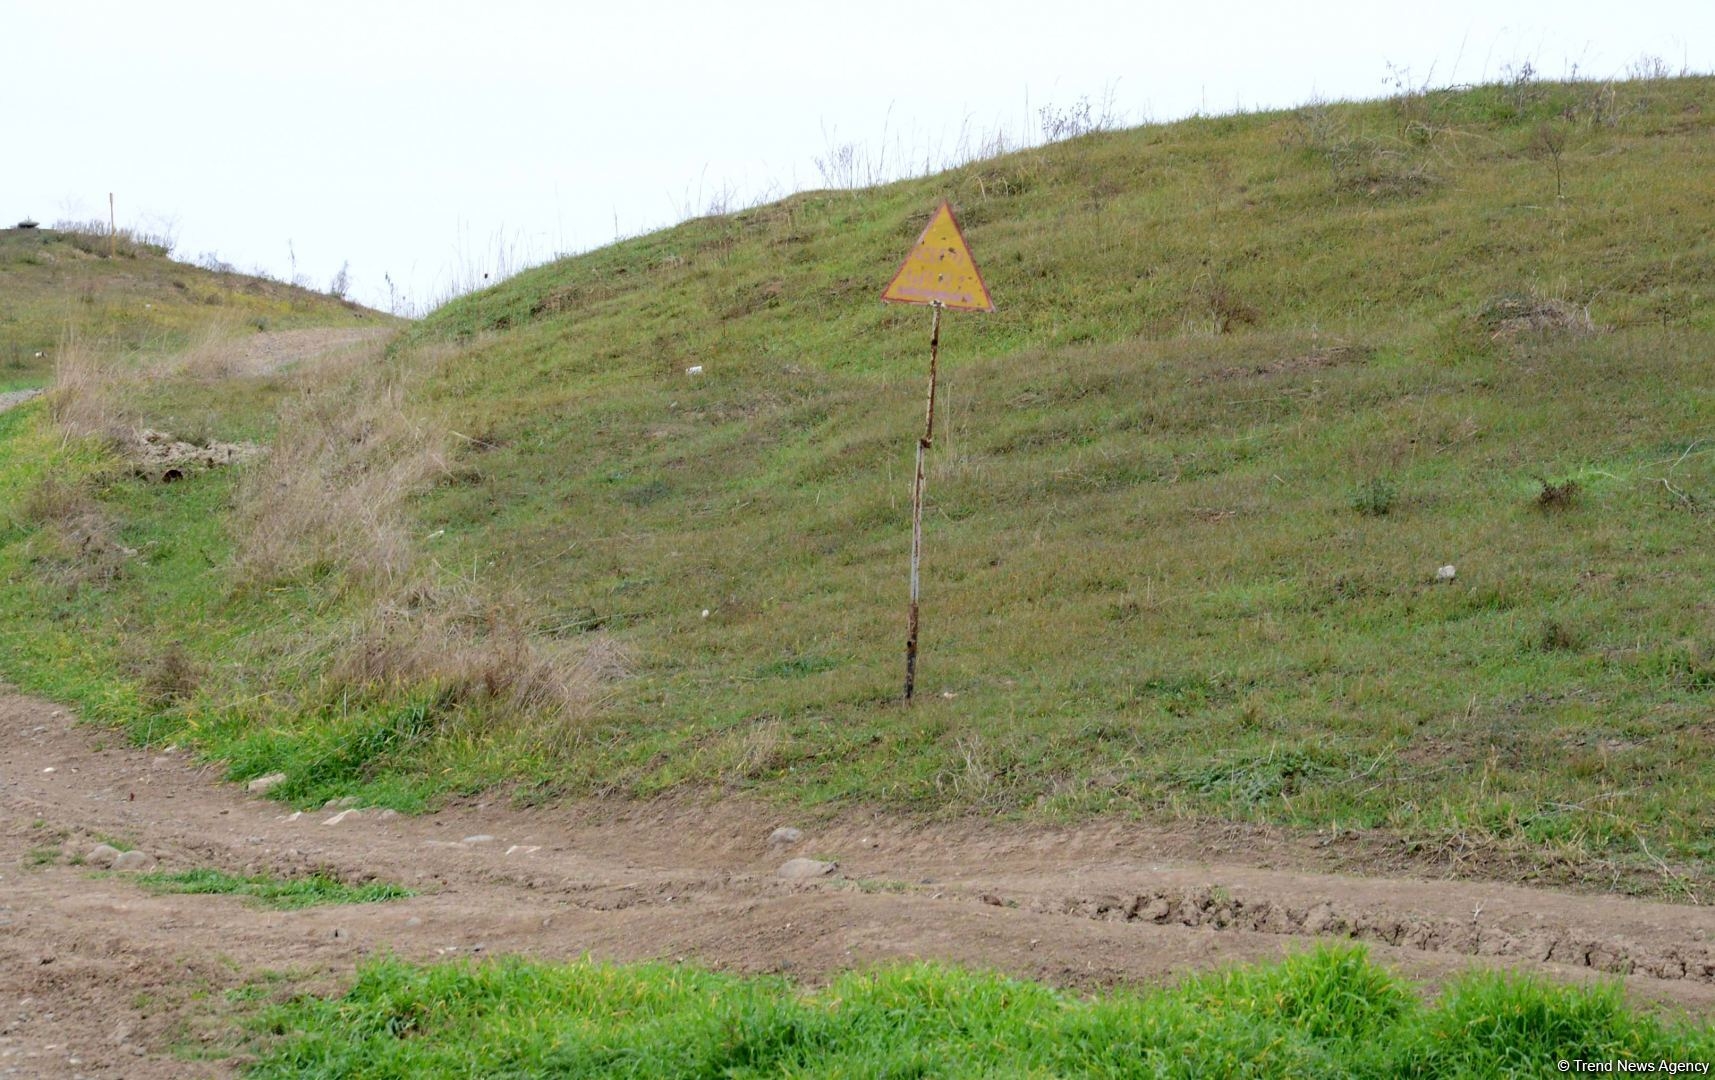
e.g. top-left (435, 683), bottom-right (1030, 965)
top-left (220, 327), bottom-right (391, 378)
top-left (3, 690), bottom-right (1713, 1077)
top-left (0, 389), bottom-right (43, 414)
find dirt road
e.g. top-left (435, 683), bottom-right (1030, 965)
top-left (0, 389), bottom-right (43, 415)
top-left (3, 689), bottom-right (1713, 1077)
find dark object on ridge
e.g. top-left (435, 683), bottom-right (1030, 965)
top-left (16, 219), bottom-right (39, 229)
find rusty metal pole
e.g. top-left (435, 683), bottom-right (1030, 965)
top-left (904, 302), bottom-right (943, 702)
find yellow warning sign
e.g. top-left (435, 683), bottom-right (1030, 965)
top-left (881, 201), bottom-right (994, 312)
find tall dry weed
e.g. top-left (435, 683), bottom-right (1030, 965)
top-left (328, 581), bottom-right (631, 733)
top-left (48, 332), bottom-right (135, 445)
top-left (19, 473), bottom-right (131, 586)
top-left (230, 345), bottom-right (448, 589)
top-left (167, 318), bottom-right (249, 382)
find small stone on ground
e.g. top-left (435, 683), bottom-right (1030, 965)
top-left (245, 772), bottom-right (286, 795)
top-left (777, 857), bottom-right (837, 880)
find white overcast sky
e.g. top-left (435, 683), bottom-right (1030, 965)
top-left (5, 1), bottom-right (1711, 312)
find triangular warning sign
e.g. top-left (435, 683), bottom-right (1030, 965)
top-left (881, 200), bottom-right (995, 312)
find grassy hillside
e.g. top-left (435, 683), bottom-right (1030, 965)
top-left (0, 224), bottom-right (375, 386)
top-left (2, 74), bottom-right (1713, 889)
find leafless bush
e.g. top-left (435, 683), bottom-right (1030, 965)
top-left (329, 582), bottom-right (630, 726)
top-left (329, 260), bottom-right (351, 300)
top-left (48, 220), bottom-right (171, 258)
top-left (230, 347), bottom-right (449, 589)
top-left (1627, 55), bottom-right (1677, 82)
top-left (1531, 122), bottom-right (1569, 199)
top-left (1478, 293), bottom-right (1596, 338)
top-left (47, 333), bottom-right (135, 445)
top-left (814, 139), bottom-right (864, 190)
top-left (1191, 277), bottom-right (1261, 334)
top-left (165, 318), bottom-right (248, 382)
top-left (1281, 99), bottom-right (1345, 154)
top-left (137, 642), bottom-right (204, 707)
top-left (19, 473), bottom-right (131, 587)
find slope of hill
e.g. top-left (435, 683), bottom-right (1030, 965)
top-left (2, 74), bottom-right (1713, 894)
top-left (0, 224), bottom-right (375, 387)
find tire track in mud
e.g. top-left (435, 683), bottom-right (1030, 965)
top-left (1025, 885), bottom-right (1715, 983)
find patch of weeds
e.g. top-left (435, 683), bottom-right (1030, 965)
top-left (1477, 294), bottom-right (1595, 338)
top-left (136, 868), bottom-right (413, 909)
top-left (137, 640), bottom-right (203, 707)
top-left (26, 846), bottom-right (60, 868)
top-left (1534, 618), bottom-right (1584, 653)
top-left (754, 653), bottom-right (840, 679)
top-left (852, 879), bottom-right (911, 895)
top-left (1179, 748), bottom-right (1340, 807)
top-left (1350, 477), bottom-right (1398, 517)
top-left (1191, 277), bottom-right (1261, 334)
top-left (1534, 476), bottom-right (1580, 510)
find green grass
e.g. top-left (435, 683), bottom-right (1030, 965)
top-left (247, 947), bottom-right (1714, 1078)
top-left (136, 868), bottom-right (413, 909)
top-left (0, 225), bottom-right (380, 381)
top-left (1, 74), bottom-right (1714, 885)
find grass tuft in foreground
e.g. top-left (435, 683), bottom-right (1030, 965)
top-left (137, 868), bottom-right (413, 910)
top-left (249, 947), bottom-right (1712, 1078)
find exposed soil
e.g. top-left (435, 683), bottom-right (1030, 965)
top-left (0, 389), bottom-right (43, 415)
top-left (4, 689), bottom-right (1714, 1078)
top-left (220, 327), bottom-right (390, 378)
top-left (128, 429), bottom-right (264, 484)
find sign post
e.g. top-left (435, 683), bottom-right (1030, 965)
top-left (881, 200), bottom-right (994, 701)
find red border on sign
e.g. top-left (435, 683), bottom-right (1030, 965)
top-left (880, 199), bottom-right (996, 312)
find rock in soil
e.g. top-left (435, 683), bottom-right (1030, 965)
top-left (111, 850), bottom-right (155, 872)
top-left (777, 857), bottom-right (837, 880)
top-left (769, 827), bottom-right (804, 849)
top-left (85, 843), bottom-right (121, 868)
top-left (245, 772), bottom-right (286, 795)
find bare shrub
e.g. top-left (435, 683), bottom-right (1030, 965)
top-left (1188, 277), bottom-right (1261, 335)
top-left (1038, 91), bottom-right (1117, 143)
top-left (1531, 122), bottom-right (1569, 199)
top-left (230, 348), bottom-right (448, 589)
top-left (328, 583), bottom-right (630, 729)
top-left (48, 334), bottom-right (135, 445)
top-left (1478, 294), bottom-right (1596, 338)
top-left (168, 318), bottom-right (250, 382)
top-left (19, 473), bottom-right (131, 586)
top-left (48, 220), bottom-right (171, 258)
top-left (137, 642), bottom-right (203, 707)
top-left (1535, 477), bottom-right (1580, 509)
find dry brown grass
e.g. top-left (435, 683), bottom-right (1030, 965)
top-left (166, 318), bottom-right (249, 382)
top-left (329, 581), bottom-right (631, 727)
top-left (228, 337), bottom-right (625, 733)
top-left (1478, 293), bottom-right (1597, 338)
top-left (47, 332), bottom-right (135, 446)
top-left (18, 472), bottom-right (131, 587)
top-left (230, 344), bottom-right (448, 590)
